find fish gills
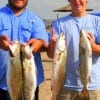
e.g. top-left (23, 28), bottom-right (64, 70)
top-left (79, 29), bottom-right (92, 98)
top-left (52, 33), bottom-right (67, 100)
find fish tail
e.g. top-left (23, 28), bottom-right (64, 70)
top-left (80, 89), bottom-right (89, 100)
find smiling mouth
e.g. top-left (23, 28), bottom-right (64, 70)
top-left (74, 5), bottom-right (81, 7)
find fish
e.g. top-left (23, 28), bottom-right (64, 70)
top-left (21, 43), bottom-right (37, 100)
top-left (7, 41), bottom-right (37, 100)
top-left (7, 41), bottom-right (23, 100)
top-left (78, 29), bottom-right (92, 98)
top-left (51, 33), bottom-right (67, 100)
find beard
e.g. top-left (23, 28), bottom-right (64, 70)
top-left (8, 0), bottom-right (28, 11)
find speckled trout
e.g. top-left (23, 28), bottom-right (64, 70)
top-left (7, 42), bottom-right (37, 100)
top-left (79, 29), bottom-right (92, 97)
top-left (51, 33), bottom-right (67, 100)
top-left (7, 41), bottom-right (23, 100)
top-left (21, 43), bottom-right (37, 100)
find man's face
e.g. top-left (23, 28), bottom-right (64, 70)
top-left (8, 0), bottom-right (28, 10)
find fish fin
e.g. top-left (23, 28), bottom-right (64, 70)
top-left (87, 48), bottom-right (92, 58)
top-left (9, 45), bottom-right (15, 57)
top-left (78, 65), bottom-right (85, 85)
top-left (86, 41), bottom-right (92, 58)
top-left (77, 65), bottom-right (80, 77)
top-left (78, 65), bottom-right (82, 80)
top-left (88, 76), bottom-right (91, 83)
top-left (54, 52), bottom-right (62, 62)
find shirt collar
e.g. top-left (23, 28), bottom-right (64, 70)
top-left (5, 4), bottom-right (27, 17)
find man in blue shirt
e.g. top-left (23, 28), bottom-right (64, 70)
top-left (48, 0), bottom-right (100, 100)
top-left (0, 0), bottom-right (48, 100)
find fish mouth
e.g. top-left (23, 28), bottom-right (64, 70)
top-left (20, 44), bottom-right (32, 59)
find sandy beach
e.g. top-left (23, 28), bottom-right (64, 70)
top-left (39, 52), bottom-right (53, 100)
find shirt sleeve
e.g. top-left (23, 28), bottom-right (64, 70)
top-left (31, 15), bottom-right (48, 45)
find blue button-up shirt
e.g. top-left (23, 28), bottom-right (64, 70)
top-left (0, 5), bottom-right (48, 90)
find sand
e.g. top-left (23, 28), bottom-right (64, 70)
top-left (39, 52), bottom-right (53, 100)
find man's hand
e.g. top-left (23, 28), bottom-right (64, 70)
top-left (0, 35), bottom-right (10, 51)
top-left (27, 38), bottom-right (44, 53)
top-left (88, 33), bottom-right (100, 55)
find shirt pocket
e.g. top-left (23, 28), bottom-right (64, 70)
top-left (0, 24), bottom-right (10, 36)
top-left (20, 23), bottom-right (33, 42)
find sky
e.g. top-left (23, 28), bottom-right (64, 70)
top-left (0, 0), bottom-right (100, 19)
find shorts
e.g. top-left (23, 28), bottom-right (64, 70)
top-left (57, 88), bottom-right (100, 100)
top-left (0, 88), bottom-right (10, 100)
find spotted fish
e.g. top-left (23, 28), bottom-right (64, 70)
top-left (7, 41), bottom-right (23, 100)
top-left (51, 33), bottom-right (67, 100)
top-left (7, 41), bottom-right (37, 100)
top-left (79, 29), bottom-right (92, 98)
top-left (21, 44), bottom-right (37, 100)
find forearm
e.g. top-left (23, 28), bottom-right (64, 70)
top-left (37, 40), bottom-right (48, 52)
top-left (33, 39), bottom-right (44, 53)
top-left (27, 38), bottom-right (48, 53)
top-left (88, 33), bottom-right (100, 55)
top-left (47, 40), bottom-right (55, 59)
